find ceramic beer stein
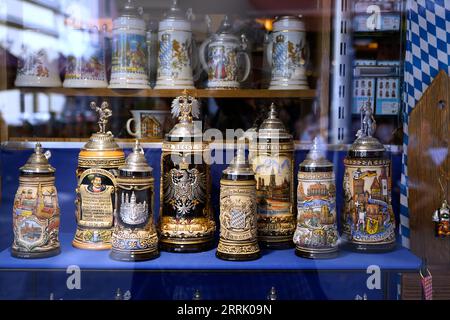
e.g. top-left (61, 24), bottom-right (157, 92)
top-left (63, 25), bottom-right (108, 88)
top-left (158, 91), bottom-right (215, 252)
top-left (199, 16), bottom-right (250, 89)
top-left (217, 142), bottom-right (260, 261)
top-left (15, 30), bottom-right (62, 87)
top-left (294, 137), bottom-right (339, 259)
top-left (342, 101), bottom-right (396, 252)
top-left (266, 16), bottom-right (309, 90)
top-left (109, 0), bottom-right (150, 89)
top-left (12, 143), bottom-right (60, 258)
top-left (126, 110), bottom-right (170, 139)
top-left (154, 0), bottom-right (195, 89)
top-left (249, 103), bottom-right (296, 248)
top-left (110, 140), bottom-right (159, 261)
top-left (73, 102), bottom-right (125, 250)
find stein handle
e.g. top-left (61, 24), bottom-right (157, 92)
top-left (198, 38), bottom-right (210, 73)
top-left (238, 34), bottom-right (251, 83)
top-left (44, 150), bottom-right (51, 160)
top-left (191, 38), bottom-right (202, 82)
top-left (265, 32), bottom-right (273, 67)
top-left (126, 118), bottom-right (137, 137)
top-left (238, 51), bottom-right (251, 83)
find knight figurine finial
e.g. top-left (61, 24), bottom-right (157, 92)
top-left (359, 98), bottom-right (376, 138)
top-left (90, 101), bottom-right (112, 134)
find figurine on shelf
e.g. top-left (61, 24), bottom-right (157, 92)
top-left (11, 143), bottom-right (61, 258)
top-left (342, 100), bottom-right (396, 252)
top-left (73, 102), bottom-right (125, 250)
top-left (158, 90), bottom-right (215, 252)
top-left (433, 200), bottom-right (450, 237)
top-left (109, 0), bottom-right (150, 89)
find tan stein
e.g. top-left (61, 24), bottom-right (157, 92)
top-left (342, 100), bottom-right (396, 252)
top-left (12, 143), bottom-right (60, 258)
top-left (217, 143), bottom-right (260, 261)
top-left (249, 103), bottom-right (296, 249)
top-left (294, 137), bottom-right (338, 259)
top-left (73, 102), bottom-right (125, 250)
top-left (158, 91), bottom-right (215, 252)
top-left (110, 140), bottom-right (158, 261)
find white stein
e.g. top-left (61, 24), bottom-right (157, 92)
top-left (63, 26), bottom-right (108, 88)
top-left (109, 0), bottom-right (150, 89)
top-left (199, 16), bottom-right (251, 89)
top-left (15, 30), bottom-right (61, 87)
top-left (126, 110), bottom-right (171, 139)
top-left (154, 0), bottom-right (195, 89)
top-left (266, 16), bottom-right (309, 90)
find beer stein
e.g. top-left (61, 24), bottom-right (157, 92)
top-left (126, 109), bottom-right (170, 139)
top-left (63, 25), bottom-right (108, 88)
top-left (294, 137), bottom-right (338, 259)
top-left (154, 0), bottom-right (195, 89)
top-left (266, 16), bottom-right (309, 89)
top-left (73, 102), bottom-right (125, 250)
top-left (109, 0), bottom-right (150, 89)
top-left (199, 16), bottom-right (250, 89)
top-left (342, 100), bottom-right (396, 252)
top-left (15, 30), bottom-right (62, 87)
top-left (249, 103), bottom-right (296, 248)
top-left (217, 142), bottom-right (260, 261)
top-left (158, 90), bottom-right (215, 252)
top-left (110, 140), bottom-right (159, 261)
top-left (12, 143), bottom-right (60, 258)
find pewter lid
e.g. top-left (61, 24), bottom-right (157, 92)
top-left (350, 99), bottom-right (385, 153)
top-left (20, 142), bottom-right (55, 174)
top-left (258, 103), bottom-right (292, 140)
top-left (120, 140), bottom-right (153, 173)
top-left (167, 90), bottom-right (203, 140)
top-left (273, 15), bottom-right (305, 31)
top-left (300, 136), bottom-right (332, 168)
top-left (114, 0), bottom-right (145, 30)
top-left (83, 101), bottom-right (121, 151)
top-left (222, 141), bottom-right (254, 176)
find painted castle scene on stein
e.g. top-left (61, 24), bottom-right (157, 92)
top-left (254, 156), bottom-right (291, 216)
top-left (343, 165), bottom-right (395, 242)
top-left (296, 176), bottom-right (338, 248)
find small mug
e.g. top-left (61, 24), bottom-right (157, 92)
top-left (126, 110), bottom-right (170, 139)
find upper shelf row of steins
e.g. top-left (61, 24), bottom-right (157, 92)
top-left (14, 0), bottom-right (309, 91)
top-left (11, 92), bottom-right (397, 261)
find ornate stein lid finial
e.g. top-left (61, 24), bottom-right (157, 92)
top-left (20, 142), bottom-right (55, 174)
top-left (350, 98), bottom-right (384, 153)
top-left (258, 103), bottom-right (292, 140)
top-left (120, 140), bottom-right (153, 173)
top-left (223, 138), bottom-right (254, 177)
top-left (300, 136), bottom-right (332, 169)
top-left (167, 90), bottom-right (202, 140)
top-left (83, 101), bottom-right (121, 151)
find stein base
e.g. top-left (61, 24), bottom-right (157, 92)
top-left (216, 251), bottom-right (261, 261)
top-left (154, 84), bottom-right (195, 90)
top-left (15, 78), bottom-right (62, 88)
top-left (109, 250), bottom-right (160, 262)
top-left (159, 238), bottom-right (214, 253)
top-left (345, 241), bottom-right (397, 253)
top-left (72, 239), bottom-right (111, 251)
top-left (295, 248), bottom-right (338, 259)
top-left (259, 240), bottom-right (294, 250)
top-left (11, 247), bottom-right (61, 259)
top-left (269, 84), bottom-right (309, 90)
top-left (63, 79), bottom-right (108, 88)
top-left (108, 83), bottom-right (150, 89)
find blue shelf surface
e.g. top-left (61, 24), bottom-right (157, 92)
top-left (0, 233), bottom-right (421, 272)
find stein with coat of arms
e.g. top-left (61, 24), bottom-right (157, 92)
top-left (158, 91), bottom-right (215, 252)
top-left (342, 100), bottom-right (396, 252)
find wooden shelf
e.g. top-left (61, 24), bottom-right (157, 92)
top-left (17, 87), bottom-right (316, 99)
